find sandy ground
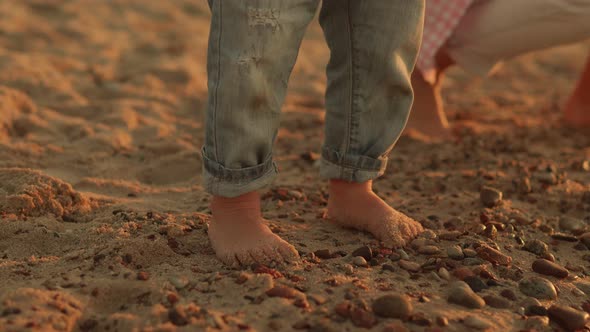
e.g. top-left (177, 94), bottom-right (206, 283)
top-left (1, 1), bottom-right (590, 331)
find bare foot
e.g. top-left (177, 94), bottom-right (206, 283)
top-left (405, 70), bottom-right (452, 140)
top-left (563, 55), bottom-right (590, 128)
top-left (208, 192), bottom-right (299, 268)
top-left (327, 180), bottom-right (423, 248)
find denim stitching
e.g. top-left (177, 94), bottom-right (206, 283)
top-left (212, 0), bottom-right (222, 161)
top-left (342, 0), bottom-right (354, 179)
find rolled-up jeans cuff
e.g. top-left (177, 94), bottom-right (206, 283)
top-left (201, 148), bottom-right (278, 197)
top-left (319, 147), bottom-right (388, 183)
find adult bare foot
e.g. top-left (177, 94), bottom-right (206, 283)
top-left (405, 70), bottom-right (452, 140)
top-left (208, 192), bottom-right (299, 268)
top-left (327, 180), bottom-right (423, 248)
top-left (563, 56), bottom-right (590, 128)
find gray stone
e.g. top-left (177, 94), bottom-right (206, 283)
top-left (447, 281), bottom-right (485, 309)
top-left (372, 294), bottom-right (413, 319)
top-left (523, 239), bottom-right (549, 256)
top-left (352, 256), bottom-right (368, 267)
top-left (574, 281), bottom-right (590, 295)
top-left (418, 245), bottom-right (440, 255)
top-left (559, 216), bottom-right (586, 233)
top-left (463, 316), bottom-right (492, 330)
top-left (480, 186), bottom-right (503, 208)
top-left (463, 248), bottom-right (477, 257)
top-left (483, 295), bottom-right (511, 309)
top-left (518, 277), bottom-right (557, 300)
top-left (447, 245), bottom-right (464, 260)
top-left (398, 260), bottom-right (420, 273)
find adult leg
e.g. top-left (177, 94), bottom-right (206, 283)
top-left (410, 0), bottom-right (590, 138)
top-left (319, 0), bottom-right (426, 248)
top-left (564, 55), bottom-right (590, 127)
top-left (446, 0), bottom-right (590, 76)
top-left (406, 50), bottom-right (455, 139)
top-left (203, 0), bottom-right (319, 266)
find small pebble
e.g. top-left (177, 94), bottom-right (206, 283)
top-left (464, 316), bottom-right (492, 330)
top-left (523, 239), bottom-right (549, 256)
top-left (463, 276), bottom-right (488, 293)
top-left (483, 295), bottom-right (511, 309)
top-left (137, 271), bottom-right (149, 281)
top-left (352, 256), bottom-right (368, 267)
top-left (547, 304), bottom-right (589, 331)
top-left (438, 267), bottom-right (451, 281)
top-left (314, 249), bottom-right (334, 259)
top-left (500, 289), bottom-right (517, 301)
top-left (439, 230), bottom-right (462, 240)
top-left (480, 186), bottom-right (503, 208)
top-left (447, 245), bottom-right (464, 260)
top-left (525, 305), bottom-right (547, 316)
top-left (573, 281), bottom-right (590, 295)
top-left (351, 246), bottom-right (372, 261)
top-left (169, 276), bottom-right (189, 290)
top-left (579, 232), bottom-right (590, 249)
top-left (483, 224), bottom-right (497, 239)
top-left (382, 264), bottom-right (396, 272)
top-left (559, 217), bottom-right (586, 233)
top-left (436, 316), bottom-right (449, 327)
top-left (389, 253), bottom-right (401, 261)
top-left (453, 267), bottom-right (475, 280)
top-left (535, 172), bottom-right (557, 185)
top-left (419, 229), bottom-right (437, 239)
top-left (350, 306), bottom-right (377, 328)
top-left (518, 277), bottom-right (557, 300)
top-left (476, 245), bottom-right (512, 266)
top-left (462, 248), bottom-right (477, 257)
top-left (409, 312), bottom-right (432, 326)
top-left (168, 306), bottom-right (188, 326)
top-left (447, 281), bottom-right (485, 309)
top-left (266, 285), bottom-right (304, 299)
top-left (418, 245), bottom-right (440, 255)
top-left (398, 260), bottom-right (420, 273)
top-left (524, 316), bottom-right (549, 330)
top-left (372, 294), bottom-right (413, 319)
top-left (463, 257), bottom-right (485, 266)
top-left (516, 176), bottom-right (532, 194)
top-left (531, 259), bottom-right (568, 278)
top-left (342, 264), bottom-right (354, 275)
top-left (551, 232), bottom-right (578, 242)
top-left (397, 249), bottom-right (410, 260)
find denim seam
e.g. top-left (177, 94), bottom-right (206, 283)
top-left (321, 154), bottom-right (384, 173)
top-left (321, 147), bottom-right (386, 171)
top-left (343, 0), bottom-right (354, 179)
top-left (202, 148), bottom-right (275, 184)
top-left (212, 0), bottom-right (222, 161)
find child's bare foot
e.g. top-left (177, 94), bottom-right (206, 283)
top-left (327, 180), bottom-right (423, 248)
top-left (208, 192), bottom-right (299, 267)
top-left (563, 56), bottom-right (590, 128)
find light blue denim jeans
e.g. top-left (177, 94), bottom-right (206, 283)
top-left (202, 0), bottom-right (424, 197)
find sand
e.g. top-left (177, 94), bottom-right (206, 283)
top-left (1, 1), bottom-right (589, 331)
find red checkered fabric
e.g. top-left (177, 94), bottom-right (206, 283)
top-left (417, 0), bottom-right (474, 83)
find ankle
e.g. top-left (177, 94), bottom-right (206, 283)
top-left (329, 180), bottom-right (373, 196)
top-left (210, 191), bottom-right (261, 219)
